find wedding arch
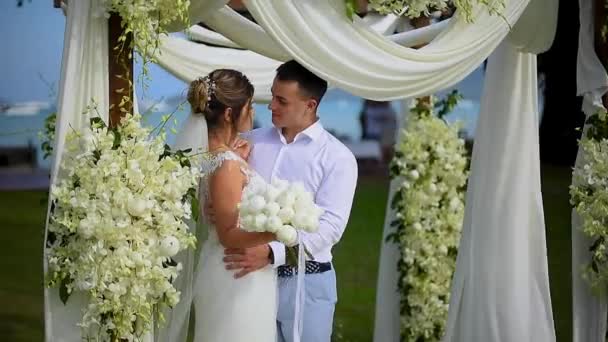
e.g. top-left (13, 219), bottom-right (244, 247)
top-left (43, 0), bottom-right (607, 341)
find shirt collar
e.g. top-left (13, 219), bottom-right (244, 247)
top-left (275, 119), bottom-right (323, 144)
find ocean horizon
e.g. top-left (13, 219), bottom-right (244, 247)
top-left (0, 88), bottom-right (481, 170)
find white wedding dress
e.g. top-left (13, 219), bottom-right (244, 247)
top-left (192, 150), bottom-right (277, 341)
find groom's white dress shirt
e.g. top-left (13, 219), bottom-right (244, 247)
top-left (245, 121), bottom-right (358, 266)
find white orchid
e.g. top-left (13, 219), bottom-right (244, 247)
top-left (46, 113), bottom-right (198, 340)
top-left (389, 97), bottom-right (468, 341)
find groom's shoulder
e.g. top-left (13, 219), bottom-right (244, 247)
top-left (321, 130), bottom-right (357, 166)
top-left (244, 127), bottom-right (274, 142)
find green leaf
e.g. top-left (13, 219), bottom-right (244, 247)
top-left (89, 117), bottom-right (106, 128)
top-left (59, 278), bottom-right (70, 305)
top-left (345, 0), bottom-right (356, 20)
top-left (191, 197), bottom-right (200, 222)
top-left (112, 130), bottom-right (122, 150)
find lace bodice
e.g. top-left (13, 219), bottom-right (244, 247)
top-left (198, 150), bottom-right (265, 244)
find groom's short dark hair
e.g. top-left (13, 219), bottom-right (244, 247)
top-left (276, 60), bottom-right (328, 103)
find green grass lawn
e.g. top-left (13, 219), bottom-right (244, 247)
top-left (0, 166), bottom-right (574, 342)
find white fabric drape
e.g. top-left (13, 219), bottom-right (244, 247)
top-left (243, 0), bottom-right (529, 100)
top-left (372, 99), bottom-right (411, 342)
top-left (202, 6), bottom-right (291, 61)
top-left (44, 0), bottom-right (109, 340)
top-left (154, 19), bottom-right (451, 101)
top-left (443, 40), bottom-right (555, 342)
top-left (507, 0), bottom-right (558, 54)
top-left (187, 12), bottom-right (402, 49)
top-left (572, 0), bottom-right (608, 341)
top-left (155, 36), bottom-right (280, 102)
top-left (187, 25), bottom-right (242, 48)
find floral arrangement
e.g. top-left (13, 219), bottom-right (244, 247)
top-left (239, 177), bottom-right (323, 248)
top-left (362, 0), bottom-right (504, 23)
top-left (387, 94), bottom-right (468, 341)
top-left (45, 107), bottom-right (198, 341)
top-left (99, 0), bottom-right (190, 80)
top-left (570, 108), bottom-right (608, 294)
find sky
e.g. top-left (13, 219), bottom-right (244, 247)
top-left (0, 0), bottom-right (486, 138)
top-left (0, 0), bottom-right (187, 109)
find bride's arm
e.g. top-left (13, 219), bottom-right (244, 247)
top-left (209, 160), bottom-right (275, 248)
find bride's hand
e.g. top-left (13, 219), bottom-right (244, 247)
top-left (231, 137), bottom-right (252, 160)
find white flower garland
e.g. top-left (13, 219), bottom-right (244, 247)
top-left (45, 107), bottom-right (198, 341)
top-left (100, 0), bottom-right (190, 81)
top-left (365, 0), bottom-right (504, 23)
top-left (570, 108), bottom-right (608, 294)
top-left (388, 96), bottom-right (468, 341)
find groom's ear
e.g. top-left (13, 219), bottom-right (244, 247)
top-left (306, 98), bottom-right (318, 112)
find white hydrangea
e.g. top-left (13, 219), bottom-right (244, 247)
top-left (46, 113), bottom-right (198, 340)
top-left (389, 98), bottom-right (468, 341)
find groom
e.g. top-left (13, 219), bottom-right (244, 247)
top-left (224, 60), bottom-right (358, 341)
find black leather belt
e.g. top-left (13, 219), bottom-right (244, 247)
top-left (277, 261), bottom-right (332, 278)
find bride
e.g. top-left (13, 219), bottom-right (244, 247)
top-left (170, 69), bottom-right (279, 341)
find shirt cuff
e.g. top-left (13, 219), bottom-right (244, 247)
top-left (269, 241), bottom-right (286, 268)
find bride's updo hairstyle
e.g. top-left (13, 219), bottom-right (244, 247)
top-left (187, 69), bottom-right (254, 130)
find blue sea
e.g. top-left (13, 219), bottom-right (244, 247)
top-left (0, 87), bottom-right (482, 170)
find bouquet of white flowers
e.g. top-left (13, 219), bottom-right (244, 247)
top-left (238, 177), bottom-right (323, 249)
top-left (46, 112), bottom-right (198, 341)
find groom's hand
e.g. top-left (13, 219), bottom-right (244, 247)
top-left (224, 245), bottom-right (271, 279)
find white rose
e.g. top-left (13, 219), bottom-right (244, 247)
top-left (264, 186), bottom-right (281, 202)
top-left (296, 190), bottom-right (314, 204)
top-left (278, 207), bottom-right (295, 222)
top-left (302, 215), bottom-right (318, 232)
top-left (240, 215), bottom-right (255, 231)
top-left (292, 212), bottom-right (307, 229)
top-left (265, 216), bottom-right (283, 233)
top-left (409, 170), bottom-right (420, 180)
top-left (250, 195), bottom-right (266, 212)
top-left (413, 222), bottom-right (422, 231)
top-left (264, 202), bottom-right (281, 216)
top-left (289, 182), bottom-right (307, 196)
top-left (127, 198), bottom-right (148, 217)
top-left (271, 177), bottom-right (289, 191)
top-left (277, 192), bottom-right (296, 209)
top-left (159, 236), bottom-right (180, 257)
top-left (253, 213), bottom-right (268, 232)
top-left (250, 181), bottom-right (267, 196)
top-left (439, 245), bottom-right (448, 255)
top-left (277, 225), bottom-right (298, 246)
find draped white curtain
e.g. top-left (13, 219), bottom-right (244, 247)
top-left (443, 39), bottom-right (555, 342)
top-left (44, 0), bottom-right (109, 340)
top-left (243, 0), bottom-right (529, 100)
top-left (572, 0), bottom-right (608, 340)
top-left (155, 36), bottom-right (280, 102)
top-left (155, 18), bottom-right (450, 101)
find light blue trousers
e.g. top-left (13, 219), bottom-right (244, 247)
top-left (276, 269), bottom-right (337, 342)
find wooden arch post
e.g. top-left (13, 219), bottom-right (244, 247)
top-left (54, 1), bottom-right (133, 128)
